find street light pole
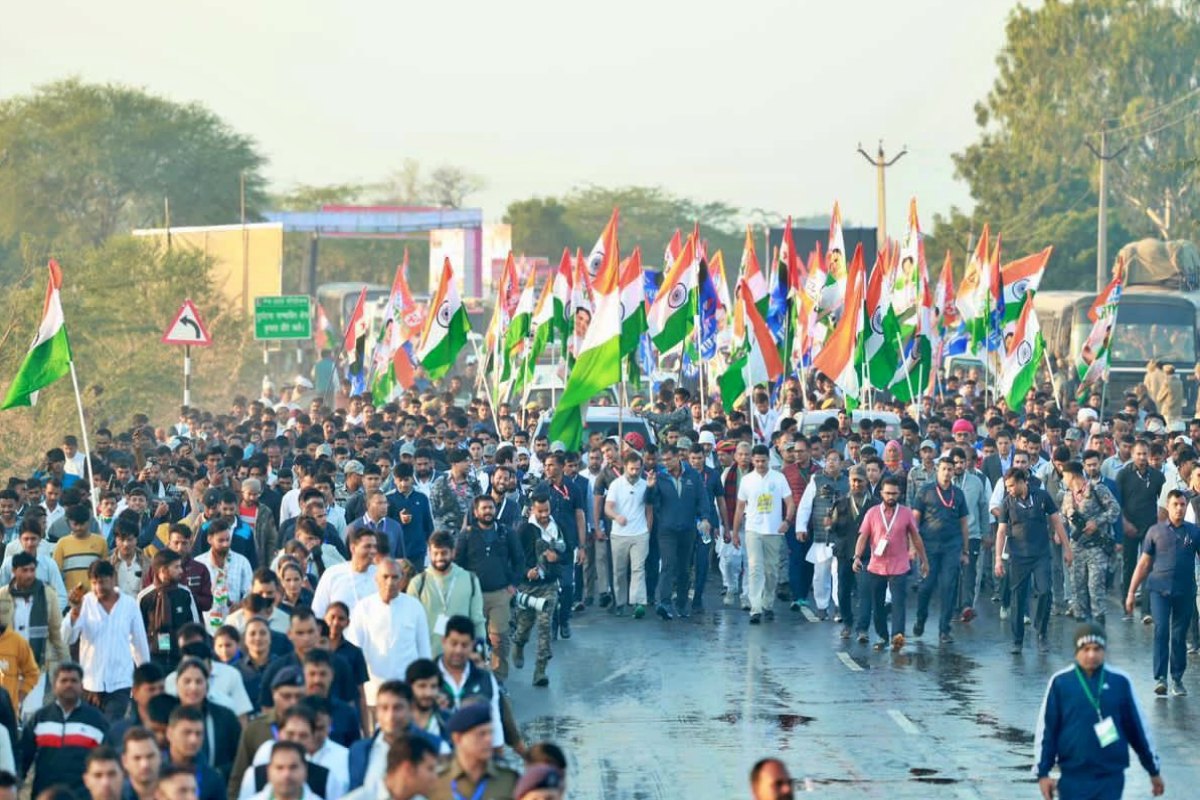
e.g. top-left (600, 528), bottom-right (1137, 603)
top-left (857, 141), bottom-right (908, 251)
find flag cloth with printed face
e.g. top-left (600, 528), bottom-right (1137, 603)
top-left (549, 209), bottom-right (621, 451)
top-left (718, 279), bottom-right (784, 413)
top-left (813, 244), bottom-right (866, 409)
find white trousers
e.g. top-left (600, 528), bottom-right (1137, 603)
top-left (745, 531), bottom-right (784, 614)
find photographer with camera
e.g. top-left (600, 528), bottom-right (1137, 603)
top-left (1059, 461), bottom-right (1120, 625)
top-left (513, 493), bottom-right (563, 687)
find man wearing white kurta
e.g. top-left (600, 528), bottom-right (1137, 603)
top-left (345, 557), bottom-right (430, 706)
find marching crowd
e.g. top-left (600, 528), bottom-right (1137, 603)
top-left (0, 361), bottom-right (1193, 799)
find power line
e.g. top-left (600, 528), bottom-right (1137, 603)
top-left (1094, 85), bottom-right (1200, 136)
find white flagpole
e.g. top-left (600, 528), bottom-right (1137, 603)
top-left (68, 361), bottom-right (97, 511)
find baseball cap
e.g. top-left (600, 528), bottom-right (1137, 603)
top-left (399, 443), bottom-right (417, 457)
top-left (919, 439), bottom-right (937, 451)
top-left (343, 460), bottom-right (365, 475)
top-left (623, 432), bottom-right (646, 452)
top-left (1064, 428), bottom-right (1084, 442)
top-left (270, 666), bottom-right (305, 690)
top-left (698, 431), bottom-right (716, 446)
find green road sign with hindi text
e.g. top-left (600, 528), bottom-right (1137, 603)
top-left (254, 295), bottom-right (312, 340)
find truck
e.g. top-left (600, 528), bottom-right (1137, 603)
top-left (1034, 239), bottom-right (1200, 410)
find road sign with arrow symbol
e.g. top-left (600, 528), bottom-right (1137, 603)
top-left (162, 299), bottom-right (213, 347)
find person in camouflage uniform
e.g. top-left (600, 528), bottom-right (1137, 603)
top-left (1059, 462), bottom-right (1121, 624)
top-left (429, 449), bottom-right (479, 534)
top-left (513, 493), bottom-right (562, 687)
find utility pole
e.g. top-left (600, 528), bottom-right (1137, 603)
top-left (1085, 129), bottom-right (1128, 292)
top-left (857, 140), bottom-right (907, 251)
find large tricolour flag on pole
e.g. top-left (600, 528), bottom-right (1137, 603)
top-left (549, 209), bottom-right (621, 451)
top-left (739, 226), bottom-right (768, 321)
top-left (999, 299), bottom-right (1044, 409)
top-left (1076, 257), bottom-right (1125, 399)
top-left (649, 231), bottom-right (697, 353)
top-left (956, 224), bottom-right (990, 354)
top-left (717, 280), bottom-right (783, 412)
top-left (863, 244), bottom-right (900, 390)
top-left (417, 258), bottom-right (471, 381)
top-left (813, 244), bottom-right (866, 408)
top-left (2, 260), bottom-right (72, 409)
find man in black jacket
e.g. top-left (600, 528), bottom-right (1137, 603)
top-left (533, 453), bottom-right (586, 636)
top-left (831, 466), bottom-right (879, 641)
top-left (455, 496), bottom-right (523, 680)
top-left (22, 662), bottom-right (110, 797)
top-left (136, 551), bottom-right (201, 669)
top-left (513, 494), bottom-right (562, 687)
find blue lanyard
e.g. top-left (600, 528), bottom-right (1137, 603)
top-left (451, 777), bottom-right (488, 800)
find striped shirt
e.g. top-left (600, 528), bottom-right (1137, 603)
top-left (52, 534), bottom-right (108, 593)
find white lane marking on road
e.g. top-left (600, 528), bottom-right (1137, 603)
top-left (801, 606), bottom-right (818, 622)
top-left (837, 651), bottom-right (863, 672)
top-left (888, 708), bottom-right (920, 734)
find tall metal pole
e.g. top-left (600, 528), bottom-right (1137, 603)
top-left (1085, 129), bottom-right (1128, 292)
top-left (857, 141), bottom-right (908, 253)
top-left (184, 344), bottom-right (192, 407)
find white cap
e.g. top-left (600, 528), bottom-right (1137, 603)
top-left (698, 431), bottom-right (716, 446)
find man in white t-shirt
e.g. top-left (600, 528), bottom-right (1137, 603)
top-left (732, 444), bottom-right (796, 624)
top-left (604, 453), bottom-right (656, 619)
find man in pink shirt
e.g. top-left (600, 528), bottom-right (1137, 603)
top-left (853, 475), bottom-right (929, 652)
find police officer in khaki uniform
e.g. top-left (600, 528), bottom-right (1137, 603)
top-left (427, 704), bottom-right (518, 800)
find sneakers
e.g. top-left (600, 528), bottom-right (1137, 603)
top-left (891, 633), bottom-right (905, 652)
top-left (999, 606), bottom-right (1010, 620)
top-left (1155, 680), bottom-right (1168, 697)
top-left (598, 592), bottom-right (613, 608)
top-left (764, 609), bottom-right (776, 622)
top-left (1143, 615), bottom-right (1154, 625)
top-left (1010, 642), bottom-right (1023, 654)
top-left (912, 619), bottom-right (926, 637)
top-left (655, 603), bottom-right (674, 621)
top-left (632, 604), bottom-right (646, 619)
top-left (1037, 636), bottom-right (1049, 654)
top-left (961, 607), bottom-right (976, 623)
top-left (614, 604), bottom-right (625, 617)
top-left (790, 601), bottom-right (803, 613)
top-left (724, 594), bottom-right (737, 607)
top-left (856, 632), bottom-right (869, 644)
top-left (749, 613), bottom-right (762, 625)
top-left (572, 601), bottom-right (585, 613)
top-left (939, 633), bottom-right (954, 644)
top-left (678, 602), bottom-right (692, 619)
top-left (873, 639), bottom-right (888, 651)
top-left (840, 626), bottom-right (851, 639)
top-left (741, 600), bottom-right (752, 612)
top-left (1173, 680), bottom-right (1188, 697)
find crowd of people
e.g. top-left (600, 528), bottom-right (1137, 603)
top-left (0, 359), bottom-right (1193, 799)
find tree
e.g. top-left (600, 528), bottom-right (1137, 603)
top-left (0, 79), bottom-right (268, 247)
top-left (271, 183), bottom-right (367, 210)
top-left (504, 197), bottom-right (577, 258)
top-left (424, 165), bottom-right (485, 208)
top-left (929, 0), bottom-right (1200, 289)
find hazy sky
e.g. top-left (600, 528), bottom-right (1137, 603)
top-left (3, 0), bottom-right (1028, 234)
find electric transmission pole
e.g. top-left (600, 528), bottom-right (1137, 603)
top-left (857, 141), bottom-right (908, 251)
top-left (1085, 129), bottom-right (1128, 292)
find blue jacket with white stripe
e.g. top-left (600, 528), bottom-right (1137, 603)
top-left (1034, 663), bottom-right (1160, 780)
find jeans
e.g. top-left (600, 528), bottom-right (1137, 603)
top-left (836, 555), bottom-right (857, 629)
top-left (693, 536), bottom-right (712, 606)
top-left (1121, 534), bottom-right (1145, 616)
top-left (869, 571), bottom-right (909, 641)
top-left (556, 550), bottom-right (576, 629)
top-left (787, 533), bottom-right (811, 603)
top-left (917, 543), bottom-right (962, 635)
top-left (959, 538), bottom-right (981, 610)
top-left (645, 527), bottom-right (660, 603)
top-left (1150, 590), bottom-right (1194, 682)
top-left (657, 527), bottom-right (696, 608)
top-left (1009, 556), bottom-right (1052, 645)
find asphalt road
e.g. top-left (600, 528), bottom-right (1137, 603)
top-left (508, 579), bottom-right (1200, 799)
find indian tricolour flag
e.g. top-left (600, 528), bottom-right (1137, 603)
top-left (3, 260), bottom-right (73, 409)
top-left (999, 299), bottom-right (1044, 409)
top-left (549, 209), bottom-right (621, 451)
top-left (863, 244), bottom-right (900, 391)
top-left (812, 244), bottom-right (866, 409)
top-left (416, 258), bottom-right (471, 381)
top-left (717, 280), bottom-right (783, 413)
top-left (999, 246), bottom-right (1053, 333)
top-left (740, 225), bottom-right (768, 320)
top-left (502, 262), bottom-right (537, 380)
top-left (649, 231), bottom-right (697, 353)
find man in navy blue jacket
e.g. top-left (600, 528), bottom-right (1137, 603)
top-left (650, 445), bottom-right (710, 620)
top-left (1035, 622), bottom-right (1163, 800)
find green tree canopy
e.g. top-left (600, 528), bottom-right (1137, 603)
top-left (928, 0), bottom-right (1200, 289)
top-left (0, 79), bottom-right (269, 249)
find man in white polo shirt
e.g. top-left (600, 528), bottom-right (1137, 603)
top-left (732, 444), bottom-right (796, 624)
top-left (604, 453), bottom-right (656, 620)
